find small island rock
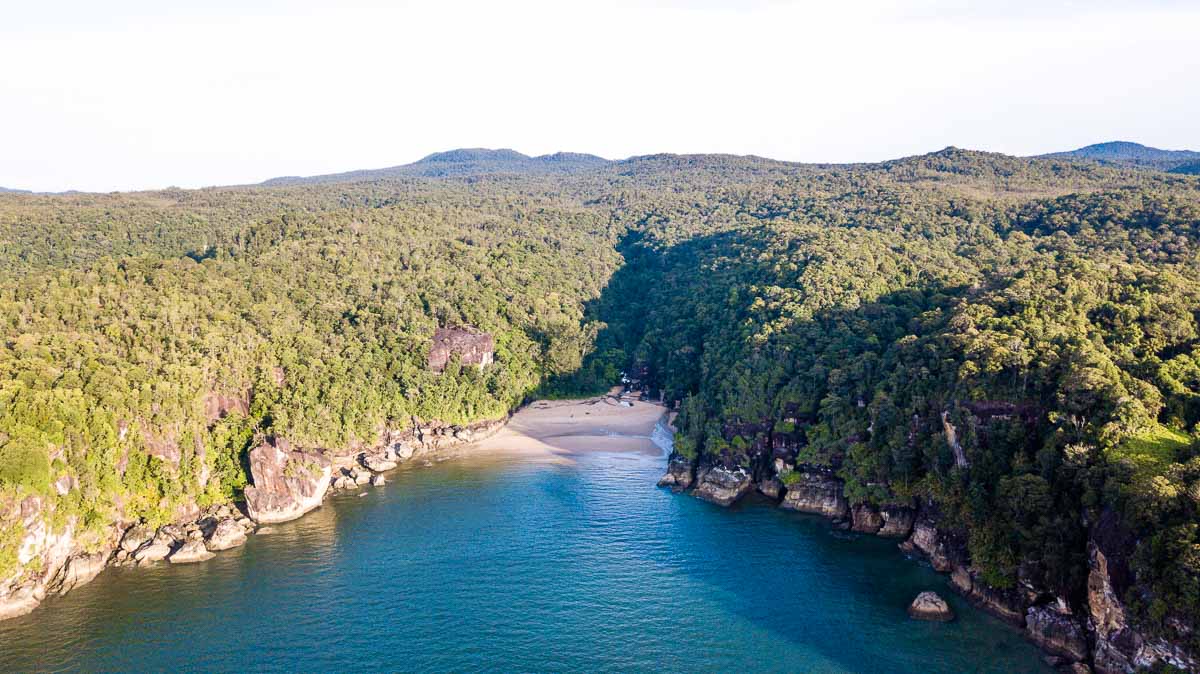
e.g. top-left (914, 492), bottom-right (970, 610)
top-left (908, 591), bottom-right (955, 622)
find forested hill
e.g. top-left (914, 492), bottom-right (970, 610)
top-left (1041, 141), bottom-right (1200, 172)
top-left (259, 148), bottom-right (610, 185)
top-left (2, 148), bottom-right (1200, 670)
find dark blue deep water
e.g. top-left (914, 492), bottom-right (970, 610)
top-left (0, 442), bottom-right (1051, 672)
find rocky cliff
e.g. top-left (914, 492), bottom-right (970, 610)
top-left (659, 436), bottom-right (1199, 673)
top-left (0, 414), bottom-right (507, 622)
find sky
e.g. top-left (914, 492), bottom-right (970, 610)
top-left (3, 0), bottom-right (1199, 192)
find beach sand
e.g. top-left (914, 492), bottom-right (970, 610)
top-left (468, 395), bottom-right (668, 461)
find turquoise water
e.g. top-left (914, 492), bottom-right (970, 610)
top-left (0, 443), bottom-right (1051, 672)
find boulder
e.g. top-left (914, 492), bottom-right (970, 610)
top-left (243, 442), bottom-right (332, 524)
top-left (908, 591), bottom-right (954, 622)
top-left (360, 454), bottom-right (397, 473)
top-left (353, 471), bottom-right (372, 486)
top-left (371, 474), bottom-right (386, 487)
top-left (779, 471), bottom-right (849, 519)
top-left (692, 465), bottom-right (753, 506)
top-left (657, 454), bottom-right (696, 489)
top-left (1025, 605), bottom-right (1088, 663)
top-left (206, 519), bottom-right (247, 551)
top-left (133, 542), bottom-right (173, 563)
top-left (169, 540), bottom-right (214, 564)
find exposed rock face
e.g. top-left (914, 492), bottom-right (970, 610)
top-left (851, 504), bottom-right (883, 534)
top-left (940, 410), bottom-right (969, 468)
top-left (205, 519), bottom-right (247, 551)
top-left (428, 327), bottom-right (494, 372)
top-left (692, 464), bottom-right (753, 506)
top-left (878, 505), bottom-right (916, 538)
top-left (779, 471), bottom-right (849, 519)
top-left (50, 553), bottom-right (107, 594)
top-left (1026, 605), bottom-right (1088, 663)
top-left (909, 591), bottom-right (954, 621)
top-left (900, 519), bottom-right (954, 572)
top-left (945, 564), bottom-right (1026, 626)
top-left (169, 540), bottom-right (214, 564)
top-left (243, 441), bottom-right (332, 524)
top-left (657, 454), bottom-right (696, 489)
top-left (0, 496), bottom-right (78, 620)
top-left (757, 477), bottom-right (783, 501)
top-left (1087, 538), bottom-right (1200, 673)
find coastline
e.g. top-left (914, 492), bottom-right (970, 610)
top-left (1, 393), bottom-right (667, 622)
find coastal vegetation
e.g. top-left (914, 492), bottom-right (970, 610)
top-left (1, 147), bottom-right (1198, 668)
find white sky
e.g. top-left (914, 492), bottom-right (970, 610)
top-left (3, 0), bottom-right (1198, 192)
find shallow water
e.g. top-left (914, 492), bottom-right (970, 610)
top-left (0, 440), bottom-right (1051, 672)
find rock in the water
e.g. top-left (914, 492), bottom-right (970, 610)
top-left (243, 441), bottom-right (332, 524)
top-left (1026, 605), bottom-right (1088, 663)
top-left (692, 465), bottom-right (753, 506)
top-left (779, 471), bottom-right (849, 519)
top-left (256, 527), bottom-right (275, 535)
top-left (169, 540), bottom-right (214, 564)
top-left (371, 474), bottom-right (386, 487)
top-left (352, 470), bottom-right (372, 486)
top-left (206, 518), bottom-right (247, 551)
top-left (908, 591), bottom-right (955, 621)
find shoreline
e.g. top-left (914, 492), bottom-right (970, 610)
top-left (1, 393), bottom-right (667, 622)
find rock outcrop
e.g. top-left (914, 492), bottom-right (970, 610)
top-left (692, 464), bottom-right (753, 506)
top-left (243, 441), bottom-right (332, 524)
top-left (1025, 605), bottom-right (1088, 663)
top-left (779, 471), bottom-right (849, 519)
top-left (428, 327), bottom-right (494, 372)
top-left (900, 519), bottom-right (954, 572)
top-left (205, 519), bottom-right (247, 551)
top-left (169, 540), bottom-right (214, 564)
top-left (851, 504), bottom-right (883, 534)
top-left (908, 591), bottom-right (954, 621)
top-left (657, 454), bottom-right (696, 489)
top-left (1086, 534), bottom-right (1200, 673)
top-left (877, 505), bottom-right (916, 538)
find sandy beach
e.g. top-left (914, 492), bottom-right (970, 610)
top-left (468, 394), bottom-right (669, 461)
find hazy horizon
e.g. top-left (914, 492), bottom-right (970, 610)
top-left (4, 0), bottom-right (1199, 192)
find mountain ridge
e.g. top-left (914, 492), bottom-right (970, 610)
top-left (260, 148), bottom-right (611, 186)
top-left (1039, 140), bottom-right (1200, 171)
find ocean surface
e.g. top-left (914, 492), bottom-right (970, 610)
top-left (0, 428), bottom-right (1052, 672)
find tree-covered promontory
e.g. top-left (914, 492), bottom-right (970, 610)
top-left (1, 148), bottom-right (1198, 670)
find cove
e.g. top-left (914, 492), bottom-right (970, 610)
top-left (0, 444), bottom-right (1052, 672)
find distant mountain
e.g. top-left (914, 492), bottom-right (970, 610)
top-left (0, 186), bottom-right (31, 194)
top-left (1169, 160), bottom-right (1200, 175)
top-left (261, 148), bottom-right (611, 186)
top-left (1040, 141), bottom-right (1200, 171)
